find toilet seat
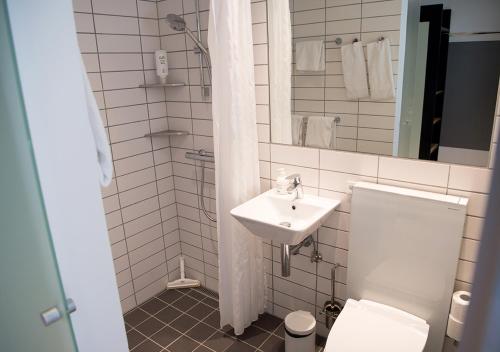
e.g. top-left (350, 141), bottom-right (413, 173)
top-left (324, 299), bottom-right (429, 352)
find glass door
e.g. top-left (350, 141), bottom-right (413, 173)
top-left (0, 1), bottom-right (78, 351)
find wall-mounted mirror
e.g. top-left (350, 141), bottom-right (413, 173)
top-left (268, 0), bottom-right (500, 167)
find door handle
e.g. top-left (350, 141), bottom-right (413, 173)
top-left (40, 298), bottom-right (77, 326)
top-left (40, 306), bottom-right (62, 326)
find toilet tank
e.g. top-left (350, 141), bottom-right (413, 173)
top-left (347, 182), bottom-right (468, 352)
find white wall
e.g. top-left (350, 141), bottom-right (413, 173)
top-left (6, 0), bottom-right (128, 351)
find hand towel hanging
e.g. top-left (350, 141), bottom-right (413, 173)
top-left (295, 40), bottom-right (325, 71)
top-left (367, 38), bottom-right (395, 100)
top-left (341, 41), bottom-right (369, 99)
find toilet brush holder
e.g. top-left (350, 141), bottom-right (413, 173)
top-left (321, 301), bottom-right (342, 329)
top-left (320, 263), bottom-right (343, 329)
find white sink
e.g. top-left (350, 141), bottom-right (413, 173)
top-left (230, 189), bottom-right (341, 245)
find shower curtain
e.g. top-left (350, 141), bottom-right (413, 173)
top-left (208, 0), bottom-right (266, 335)
top-left (269, 0), bottom-right (292, 144)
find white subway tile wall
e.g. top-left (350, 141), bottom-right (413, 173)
top-left (73, 0), bottom-right (181, 314)
top-left (290, 0), bottom-right (401, 155)
top-left (75, 0), bottom-right (498, 338)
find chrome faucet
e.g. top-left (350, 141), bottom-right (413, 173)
top-left (286, 173), bottom-right (304, 200)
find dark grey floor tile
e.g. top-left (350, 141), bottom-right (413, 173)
top-left (132, 339), bottom-right (163, 352)
top-left (187, 302), bottom-right (215, 321)
top-left (125, 309), bottom-right (150, 327)
top-left (186, 289), bottom-right (206, 301)
top-left (141, 298), bottom-right (167, 315)
top-left (135, 317), bottom-right (165, 337)
top-left (202, 310), bottom-right (220, 329)
top-left (127, 329), bottom-right (146, 350)
top-left (168, 336), bottom-right (200, 352)
top-left (202, 297), bottom-right (219, 309)
top-left (253, 314), bottom-right (282, 333)
top-left (171, 295), bottom-right (198, 312)
top-left (233, 325), bottom-right (270, 348)
top-left (260, 335), bottom-right (285, 352)
top-left (186, 322), bottom-right (217, 343)
top-left (157, 290), bottom-right (184, 304)
top-left (155, 306), bottom-right (182, 324)
top-left (226, 340), bottom-right (257, 352)
top-left (273, 323), bottom-right (285, 338)
top-left (170, 314), bottom-right (199, 333)
top-left (193, 346), bottom-right (214, 352)
top-left (203, 332), bottom-right (236, 352)
top-left (150, 326), bottom-right (181, 348)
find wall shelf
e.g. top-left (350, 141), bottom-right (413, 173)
top-left (139, 82), bottom-right (185, 88)
top-left (144, 130), bottom-right (190, 138)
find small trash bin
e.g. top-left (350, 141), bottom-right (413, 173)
top-left (284, 310), bottom-right (316, 352)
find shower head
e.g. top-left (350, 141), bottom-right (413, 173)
top-left (166, 13), bottom-right (186, 32)
top-left (165, 13), bottom-right (210, 58)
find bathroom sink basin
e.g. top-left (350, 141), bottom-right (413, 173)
top-left (230, 189), bottom-right (340, 245)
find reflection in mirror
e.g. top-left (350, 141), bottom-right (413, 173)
top-left (268, 0), bottom-right (500, 167)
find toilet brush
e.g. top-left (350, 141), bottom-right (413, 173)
top-left (321, 263), bottom-right (343, 329)
top-left (167, 256), bottom-right (201, 289)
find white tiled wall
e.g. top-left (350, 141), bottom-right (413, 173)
top-left (74, 0), bottom-right (181, 313)
top-left (75, 0), bottom-right (497, 339)
top-left (289, 0), bottom-right (400, 155)
top-left (156, 0), bottom-right (220, 293)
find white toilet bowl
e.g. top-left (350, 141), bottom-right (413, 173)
top-left (324, 299), bottom-right (429, 352)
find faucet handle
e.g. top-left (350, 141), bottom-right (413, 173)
top-left (285, 173), bottom-right (301, 184)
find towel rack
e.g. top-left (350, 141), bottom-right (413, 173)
top-left (326, 36), bottom-right (384, 46)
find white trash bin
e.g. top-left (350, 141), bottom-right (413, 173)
top-left (284, 310), bottom-right (316, 352)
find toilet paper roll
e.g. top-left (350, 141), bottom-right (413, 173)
top-left (447, 314), bottom-right (463, 341)
top-left (450, 291), bottom-right (470, 323)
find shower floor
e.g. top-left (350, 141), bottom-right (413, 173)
top-left (124, 287), bottom-right (326, 352)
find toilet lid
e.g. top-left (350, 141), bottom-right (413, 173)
top-left (324, 299), bottom-right (429, 352)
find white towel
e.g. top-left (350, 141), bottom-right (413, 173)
top-left (305, 116), bottom-right (335, 149)
top-left (82, 60), bottom-right (113, 186)
top-left (367, 38), bottom-right (395, 100)
top-left (341, 42), bottom-right (369, 99)
top-left (291, 114), bottom-right (304, 146)
top-left (295, 40), bottom-right (325, 71)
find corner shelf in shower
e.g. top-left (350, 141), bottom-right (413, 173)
top-left (144, 130), bottom-right (190, 138)
top-left (139, 82), bottom-right (186, 88)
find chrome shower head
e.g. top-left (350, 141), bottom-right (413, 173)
top-left (166, 13), bottom-right (186, 32)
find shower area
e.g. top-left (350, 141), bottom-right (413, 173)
top-left (71, 0), bottom-right (328, 350)
top-left (75, 0), bottom-right (219, 311)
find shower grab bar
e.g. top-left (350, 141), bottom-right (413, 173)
top-left (185, 150), bottom-right (217, 222)
top-left (185, 150), bottom-right (214, 163)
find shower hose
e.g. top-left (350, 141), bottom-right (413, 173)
top-left (200, 158), bottom-right (216, 222)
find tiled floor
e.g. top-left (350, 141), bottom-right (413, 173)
top-left (124, 287), bottom-right (326, 352)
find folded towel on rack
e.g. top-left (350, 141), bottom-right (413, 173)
top-left (295, 40), bottom-right (325, 71)
top-left (291, 114), bottom-right (305, 146)
top-left (341, 41), bottom-right (369, 99)
top-left (367, 38), bottom-right (395, 100)
top-left (305, 116), bottom-right (335, 149)
top-left (341, 42), bottom-right (369, 99)
top-left (82, 59), bottom-right (113, 186)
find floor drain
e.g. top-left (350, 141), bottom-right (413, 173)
top-left (279, 221), bottom-right (291, 227)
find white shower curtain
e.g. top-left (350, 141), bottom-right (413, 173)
top-left (269, 0), bottom-right (292, 144)
top-left (208, 0), bottom-right (266, 335)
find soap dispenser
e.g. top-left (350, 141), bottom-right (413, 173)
top-left (276, 168), bottom-right (289, 195)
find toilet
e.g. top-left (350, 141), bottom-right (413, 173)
top-left (323, 182), bottom-right (468, 352)
top-left (324, 299), bottom-right (429, 351)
